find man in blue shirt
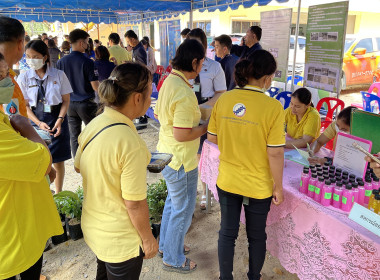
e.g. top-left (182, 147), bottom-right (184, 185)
top-left (214, 35), bottom-right (239, 91)
top-left (231, 26), bottom-right (263, 60)
top-left (57, 29), bottom-right (99, 156)
top-left (124, 30), bottom-right (148, 129)
top-left (124, 30), bottom-right (147, 65)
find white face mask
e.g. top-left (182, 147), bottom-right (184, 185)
top-left (335, 123), bottom-right (350, 135)
top-left (26, 58), bottom-right (45, 70)
top-left (262, 76), bottom-right (271, 92)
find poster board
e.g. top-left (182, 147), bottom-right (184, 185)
top-left (260, 8), bottom-right (292, 83)
top-left (351, 109), bottom-right (380, 154)
top-left (333, 133), bottom-right (372, 179)
top-left (304, 1), bottom-right (349, 93)
top-left (159, 20), bottom-right (181, 68)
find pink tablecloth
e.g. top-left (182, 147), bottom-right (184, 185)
top-left (199, 140), bottom-right (380, 280)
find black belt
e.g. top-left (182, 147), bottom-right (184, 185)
top-left (32, 103), bottom-right (61, 112)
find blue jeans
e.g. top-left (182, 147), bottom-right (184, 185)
top-left (159, 165), bottom-right (198, 267)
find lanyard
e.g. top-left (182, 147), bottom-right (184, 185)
top-left (170, 72), bottom-right (193, 88)
top-left (239, 87), bottom-right (264, 94)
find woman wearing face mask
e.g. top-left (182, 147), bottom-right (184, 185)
top-left (285, 88), bottom-right (321, 149)
top-left (17, 39), bottom-right (72, 194)
top-left (207, 50), bottom-right (284, 280)
top-left (308, 106), bottom-right (356, 165)
top-left (154, 39), bottom-right (207, 273)
top-left (0, 52), bottom-right (63, 280)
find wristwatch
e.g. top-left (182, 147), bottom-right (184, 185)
top-left (58, 116), bottom-right (65, 121)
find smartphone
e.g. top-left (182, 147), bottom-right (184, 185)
top-left (352, 142), bottom-right (380, 165)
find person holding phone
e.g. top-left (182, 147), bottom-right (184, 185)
top-left (17, 39), bottom-right (72, 194)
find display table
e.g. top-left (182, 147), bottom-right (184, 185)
top-left (199, 140), bottom-right (380, 280)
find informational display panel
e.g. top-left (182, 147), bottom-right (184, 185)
top-left (260, 8), bottom-right (292, 83)
top-left (304, 1), bottom-right (349, 93)
top-left (159, 20), bottom-right (181, 68)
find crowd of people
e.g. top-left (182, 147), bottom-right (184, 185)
top-left (1, 14), bottom-right (380, 280)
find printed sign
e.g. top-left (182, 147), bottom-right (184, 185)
top-left (349, 203), bottom-right (380, 237)
top-left (304, 1), bottom-right (349, 93)
top-left (260, 8), bottom-right (292, 83)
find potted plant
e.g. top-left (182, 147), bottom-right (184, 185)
top-left (51, 195), bottom-right (68, 245)
top-left (147, 179), bottom-right (168, 239)
top-left (53, 186), bottom-right (84, 241)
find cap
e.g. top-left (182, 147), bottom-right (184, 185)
top-left (375, 194), bottom-right (380, 200)
top-left (318, 177), bottom-right (324, 182)
top-left (311, 173), bottom-right (317, 178)
top-left (316, 164), bottom-right (322, 168)
top-left (336, 168), bottom-right (342, 173)
top-left (349, 174), bottom-right (356, 179)
top-left (336, 182), bottom-right (343, 187)
top-left (325, 180), bottom-right (331, 185)
top-left (343, 171), bottom-right (349, 176)
top-left (358, 181), bottom-right (365, 186)
top-left (330, 178), bottom-right (336, 183)
top-left (330, 166), bottom-right (336, 170)
top-left (352, 182), bottom-right (358, 188)
top-left (303, 169), bottom-right (309, 174)
top-left (365, 176), bottom-right (372, 183)
top-left (373, 189), bottom-right (380, 195)
top-left (346, 185), bottom-right (352, 190)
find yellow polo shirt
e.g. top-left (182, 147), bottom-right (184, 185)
top-left (108, 45), bottom-right (132, 65)
top-left (0, 111), bottom-right (62, 279)
top-left (74, 107), bottom-right (151, 263)
top-left (285, 106), bottom-right (321, 141)
top-left (154, 69), bottom-right (201, 172)
top-left (208, 86), bottom-right (285, 199)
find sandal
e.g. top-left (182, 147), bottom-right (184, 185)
top-left (162, 258), bottom-right (197, 274)
top-left (158, 246), bottom-right (190, 258)
top-left (200, 195), bottom-right (207, 210)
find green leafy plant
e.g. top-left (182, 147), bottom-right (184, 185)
top-left (147, 179), bottom-right (168, 223)
top-left (53, 187), bottom-right (83, 221)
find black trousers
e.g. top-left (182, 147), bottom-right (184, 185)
top-left (4, 255), bottom-right (43, 280)
top-left (217, 186), bottom-right (272, 280)
top-left (95, 249), bottom-right (144, 280)
top-left (67, 100), bottom-right (97, 157)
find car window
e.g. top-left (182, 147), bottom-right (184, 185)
top-left (376, 38), bottom-right (380, 51)
top-left (354, 38), bottom-right (374, 53)
top-left (345, 38), bottom-right (355, 53)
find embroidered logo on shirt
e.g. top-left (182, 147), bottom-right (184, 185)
top-left (233, 103), bottom-right (246, 117)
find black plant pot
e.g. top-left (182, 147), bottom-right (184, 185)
top-left (52, 221), bottom-right (68, 245)
top-left (68, 222), bottom-right (83, 241)
top-left (151, 223), bottom-right (161, 239)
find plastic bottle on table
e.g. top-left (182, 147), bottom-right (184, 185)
top-left (341, 185), bottom-right (354, 212)
top-left (321, 180), bottom-right (333, 206)
top-left (369, 194), bottom-right (380, 213)
top-left (332, 182), bottom-right (343, 209)
top-left (368, 189), bottom-right (380, 210)
top-left (314, 177), bottom-right (324, 203)
top-left (330, 178), bottom-right (336, 188)
top-left (308, 174), bottom-right (318, 198)
top-left (358, 180), bottom-right (366, 205)
top-left (352, 182), bottom-right (359, 203)
top-left (364, 176), bottom-right (373, 204)
top-left (372, 177), bottom-right (380, 190)
top-left (300, 168), bottom-right (310, 194)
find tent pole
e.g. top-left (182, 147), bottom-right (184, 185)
top-left (97, 24), bottom-right (100, 40)
top-left (189, 0), bottom-right (193, 28)
top-left (291, 0), bottom-right (301, 92)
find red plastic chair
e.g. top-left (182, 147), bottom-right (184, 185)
top-left (156, 65), bottom-right (164, 75)
top-left (165, 65), bottom-right (172, 73)
top-left (157, 73), bottom-right (169, 92)
top-left (319, 120), bottom-right (335, 151)
top-left (316, 97), bottom-right (345, 122)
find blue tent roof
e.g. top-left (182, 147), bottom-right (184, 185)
top-left (0, 0), bottom-right (289, 23)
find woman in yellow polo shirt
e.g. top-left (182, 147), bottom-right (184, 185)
top-left (74, 63), bottom-right (158, 279)
top-left (0, 53), bottom-right (62, 280)
top-left (308, 106), bottom-right (355, 165)
top-left (154, 39), bottom-right (207, 273)
top-left (285, 88), bottom-right (321, 149)
top-left (207, 50), bottom-right (285, 280)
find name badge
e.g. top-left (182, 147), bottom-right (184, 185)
top-left (44, 104), bottom-right (51, 113)
top-left (193, 83), bottom-right (200, 93)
